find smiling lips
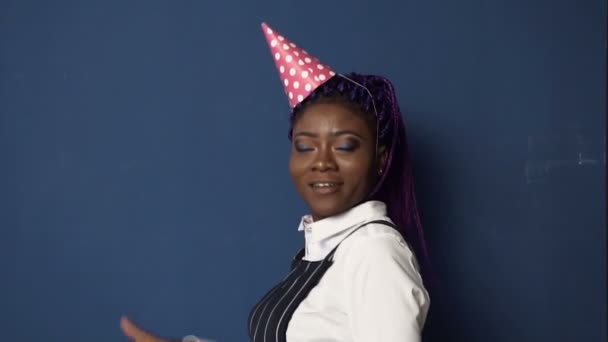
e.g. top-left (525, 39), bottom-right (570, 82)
top-left (309, 181), bottom-right (343, 194)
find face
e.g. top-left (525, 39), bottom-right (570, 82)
top-left (289, 102), bottom-right (386, 221)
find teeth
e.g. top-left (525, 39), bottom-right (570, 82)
top-left (312, 182), bottom-right (337, 188)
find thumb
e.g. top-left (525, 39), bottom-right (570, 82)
top-left (121, 316), bottom-right (152, 340)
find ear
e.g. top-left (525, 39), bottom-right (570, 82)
top-left (377, 145), bottom-right (388, 175)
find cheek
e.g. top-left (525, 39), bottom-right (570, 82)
top-left (338, 151), bottom-right (374, 173)
top-left (337, 155), bottom-right (376, 186)
top-left (288, 153), bottom-right (306, 182)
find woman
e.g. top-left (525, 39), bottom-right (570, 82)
top-left (121, 22), bottom-right (429, 342)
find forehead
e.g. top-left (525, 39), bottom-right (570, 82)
top-left (293, 102), bottom-right (373, 133)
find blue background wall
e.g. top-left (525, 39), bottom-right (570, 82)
top-left (1, 0), bottom-right (605, 341)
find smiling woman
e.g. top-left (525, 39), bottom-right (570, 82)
top-left (245, 24), bottom-right (431, 342)
top-left (119, 22), bottom-right (430, 342)
top-left (289, 101), bottom-right (382, 220)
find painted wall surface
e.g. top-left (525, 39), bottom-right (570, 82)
top-left (1, 0), bottom-right (605, 341)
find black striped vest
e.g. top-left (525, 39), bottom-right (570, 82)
top-left (247, 220), bottom-right (395, 342)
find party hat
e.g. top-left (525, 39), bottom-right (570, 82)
top-left (261, 22), bottom-right (336, 108)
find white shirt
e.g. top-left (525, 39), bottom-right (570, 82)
top-left (184, 200), bottom-right (430, 342)
top-left (286, 200), bottom-right (429, 342)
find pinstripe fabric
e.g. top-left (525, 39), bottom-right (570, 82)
top-left (248, 220), bottom-right (395, 342)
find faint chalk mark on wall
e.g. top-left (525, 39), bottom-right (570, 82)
top-left (524, 130), bottom-right (605, 184)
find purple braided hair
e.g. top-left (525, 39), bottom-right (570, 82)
top-left (289, 73), bottom-right (430, 269)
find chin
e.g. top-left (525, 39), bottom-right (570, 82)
top-left (299, 188), bottom-right (363, 220)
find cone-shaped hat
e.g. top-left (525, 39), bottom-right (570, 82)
top-left (261, 22), bottom-right (336, 108)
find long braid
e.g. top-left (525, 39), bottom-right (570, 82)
top-left (379, 76), bottom-right (430, 264)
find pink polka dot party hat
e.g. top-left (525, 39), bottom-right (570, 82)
top-left (261, 22), bottom-right (336, 108)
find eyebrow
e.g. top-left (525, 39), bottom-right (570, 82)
top-left (293, 130), bottom-right (365, 139)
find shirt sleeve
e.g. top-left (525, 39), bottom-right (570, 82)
top-left (342, 234), bottom-right (430, 342)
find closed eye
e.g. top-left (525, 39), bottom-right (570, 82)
top-left (335, 139), bottom-right (360, 152)
top-left (336, 144), bottom-right (356, 151)
top-left (294, 143), bottom-right (314, 152)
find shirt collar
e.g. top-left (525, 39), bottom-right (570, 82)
top-left (297, 200), bottom-right (388, 261)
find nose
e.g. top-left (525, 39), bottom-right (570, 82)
top-left (311, 145), bottom-right (337, 171)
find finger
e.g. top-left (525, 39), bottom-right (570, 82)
top-left (120, 315), bottom-right (150, 340)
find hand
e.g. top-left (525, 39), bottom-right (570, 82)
top-left (120, 316), bottom-right (171, 342)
